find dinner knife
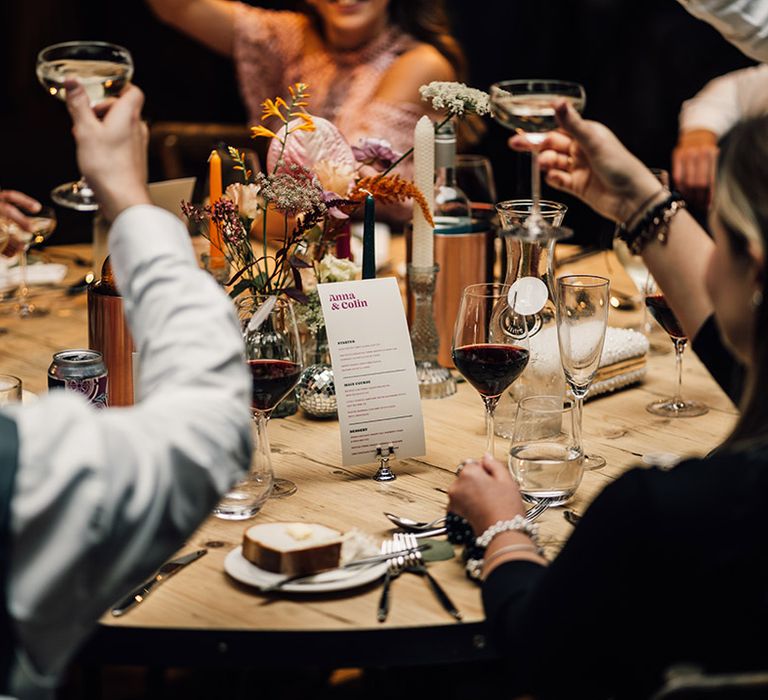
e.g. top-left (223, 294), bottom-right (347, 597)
top-left (111, 549), bottom-right (207, 616)
top-left (260, 544), bottom-right (428, 592)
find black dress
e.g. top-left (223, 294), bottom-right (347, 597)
top-left (482, 316), bottom-right (764, 699)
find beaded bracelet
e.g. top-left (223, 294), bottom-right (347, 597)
top-left (618, 192), bottom-right (686, 255)
top-left (475, 515), bottom-right (539, 548)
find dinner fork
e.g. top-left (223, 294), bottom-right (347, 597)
top-left (398, 532), bottom-right (462, 622)
top-left (376, 537), bottom-right (405, 622)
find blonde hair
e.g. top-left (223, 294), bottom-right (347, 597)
top-left (714, 116), bottom-right (768, 448)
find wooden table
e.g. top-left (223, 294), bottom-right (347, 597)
top-left (1, 243), bottom-right (738, 668)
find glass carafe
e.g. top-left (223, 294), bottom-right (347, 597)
top-left (494, 200), bottom-right (569, 438)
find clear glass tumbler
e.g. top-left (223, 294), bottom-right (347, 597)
top-left (509, 395), bottom-right (584, 506)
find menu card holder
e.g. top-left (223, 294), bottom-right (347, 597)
top-left (373, 444), bottom-right (397, 482)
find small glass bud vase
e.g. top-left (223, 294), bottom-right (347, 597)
top-left (408, 264), bottom-right (457, 399)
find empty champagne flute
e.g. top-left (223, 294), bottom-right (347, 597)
top-left (452, 283), bottom-right (530, 457)
top-left (490, 80), bottom-right (585, 238)
top-left (36, 41), bottom-right (134, 210)
top-left (0, 205), bottom-right (57, 318)
top-left (644, 281), bottom-right (708, 418)
top-left (556, 275), bottom-right (610, 470)
top-left (214, 296), bottom-right (303, 519)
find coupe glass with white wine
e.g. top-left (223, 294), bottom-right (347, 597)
top-left (490, 80), bottom-right (585, 239)
top-left (36, 41), bottom-right (134, 211)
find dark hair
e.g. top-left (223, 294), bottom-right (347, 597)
top-left (713, 116), bottom-right (768, 448)
top-left (300, 0), bottom-right (466, 80)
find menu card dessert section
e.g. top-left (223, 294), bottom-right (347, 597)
top-left (318, 278), bottom-right (426, 466)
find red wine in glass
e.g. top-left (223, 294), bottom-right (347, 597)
top-left (645, 294), bottom-right (685, 340)
top-left (452, 344), bottom-right (529, 398)
top-left (644, 292), bottom-right (708, 418)
top-left (248, 359), bottom-right (302, 412)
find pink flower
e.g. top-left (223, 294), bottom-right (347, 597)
top-left (351, 138), bottom-right (401, 172)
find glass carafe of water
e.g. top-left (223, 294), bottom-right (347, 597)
top-left (494, 199), bottom-right (569, 438)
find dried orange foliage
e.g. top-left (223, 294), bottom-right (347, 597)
top-left (350, 174), bottom-right (434, 227)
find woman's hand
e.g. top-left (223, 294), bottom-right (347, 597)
top-left (65, 82), bottom-right (152, 222)
top-left (0, 190), bottom-right (41, 231)
top-left (447, 454), bottom-right (525, 534)
top-left (508, 101), bottom-right (661, 224)
top-left (672, 128), bottom-right (718, 210)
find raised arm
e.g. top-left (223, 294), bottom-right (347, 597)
top-left (674, 64), bottom-right (768, 207)
top-left (146, 0), bottom-right (237, 56)
top-left (509, 102), bottom-right (714, 341)
top-left (6, 83), bottom-right (252, 695)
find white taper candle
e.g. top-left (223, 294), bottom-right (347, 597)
top-left (412, 115), bottom-right (435, 268)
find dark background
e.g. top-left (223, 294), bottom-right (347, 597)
top-left (0, 0), bottom-right (755, 243)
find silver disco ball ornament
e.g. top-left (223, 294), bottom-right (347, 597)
top-left (296, 363), bottom-right (337, 418)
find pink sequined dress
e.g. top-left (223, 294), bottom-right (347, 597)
top-left (233, 4), bottom-right (426, 187)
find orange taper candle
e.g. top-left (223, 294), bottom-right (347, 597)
top-left (208, 149), bottom-right (225, 268)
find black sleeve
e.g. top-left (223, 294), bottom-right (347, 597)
top-left (691, 314), bottom-right (745, 405)
top-left (481, 468), bottom-right (655, 699)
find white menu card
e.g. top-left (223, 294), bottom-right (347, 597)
top-left (318, 278), bottom-right (426, 466)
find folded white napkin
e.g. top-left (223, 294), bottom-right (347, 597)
top-left (0, 263), bottom-right (68, 293)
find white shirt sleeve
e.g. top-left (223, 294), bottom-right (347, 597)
top-left (5, 205), bottom-right (252, 695)
top-left (679, 63), bottom-right (768, 135)
top-left (678, 0), bottom-right (768, 61)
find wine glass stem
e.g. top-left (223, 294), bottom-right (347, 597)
top-left (253, 409), bottom-right (273, 478)
top-left (573, 393), bottom-right (585, 446)
top-left (482, 396), bottom-right (500, 456)
top-left (531, 147), bottom-right (541, 217)
top-left (18, 247), bottom-right (30, 312)
top-left (672, 339), bottom-right (686, 405)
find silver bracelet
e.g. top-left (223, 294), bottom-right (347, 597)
top-left (475, 515), bottom-right (539, 548)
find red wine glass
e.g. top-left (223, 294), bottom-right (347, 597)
top-left (644, 287), bottom-right (708, 418)
top-left (452, 283), bottom-right (530, 456)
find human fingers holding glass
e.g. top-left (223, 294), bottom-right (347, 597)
top-left (507, 101), bottom-right (661, 225)
top-left (64, 80), bottom-right (151, 221)
top-left (0, 190), bottom-right (42, 233)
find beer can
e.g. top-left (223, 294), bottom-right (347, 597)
top-left (48, 349), bottom-right (109, 408)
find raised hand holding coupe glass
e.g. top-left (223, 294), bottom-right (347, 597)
top-left (452, 283), bottom-right (530, 457)
top-left (555, 275), bottom-right (609, 470)
top-left (214, 296), bottom-right (303, 519)
top-left (644, 282), bottom-right (708, 418)
top-left (36, 41), bottom-right (134, 211)
top-left (490, 80), bottom-right (585, 238)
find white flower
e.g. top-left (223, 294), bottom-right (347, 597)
top-left (317, 254), bottom-right (359, 283)
top-left (313, 159), bottom-right (357, 197)
top-left (419, 81), bottom-right (491, 116)
top-left (224, 182), bottom-right (261, 219)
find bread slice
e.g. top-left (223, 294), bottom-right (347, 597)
top-left (242, 522), bottom-right (344, 575)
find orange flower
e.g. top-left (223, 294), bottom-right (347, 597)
top-left (351, 175), bottom-right (434, 227)
top-left (261, 96), bottom-right (289, 122)
top-left (251, 125), bottom-right (277, 140)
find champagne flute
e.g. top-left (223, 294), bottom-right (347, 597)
top-left (0, 205), bottom-right (57, 318)
top-left (556, 275), bottom-right (610, 470)
top-left (644, 281), bottom-right (708, 418)
top-left (36, 41), bottom-right (134, 211)
top-left (490, 80), bottom-right (585, 239)
top-left (452, 283), bottom-right (530, 456)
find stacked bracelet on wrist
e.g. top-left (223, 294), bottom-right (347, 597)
top-left (617, 191), bottom-right (686, 255)
top-left (464, 516), bottom-right (545, 580)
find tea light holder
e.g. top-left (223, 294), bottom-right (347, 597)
top-left (408, 264), bottom-right (456, 399)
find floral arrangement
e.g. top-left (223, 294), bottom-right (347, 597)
top-left (182, 81), bottom-right (491, 302)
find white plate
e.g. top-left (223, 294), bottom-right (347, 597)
top-left (224, 546), bottom-right (387, 593)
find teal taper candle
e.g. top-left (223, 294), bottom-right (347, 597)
top-left (362, 194), bottom-right (376, 279)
